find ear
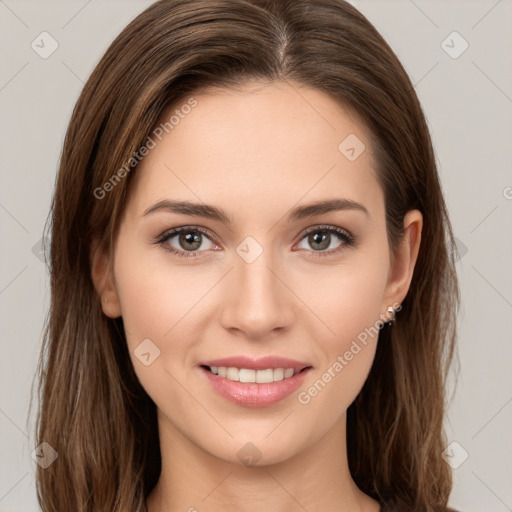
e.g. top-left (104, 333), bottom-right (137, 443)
top-left (89, 238), bottom-right (122, 318)
top-left (381, 209), bottom-right (423, 313)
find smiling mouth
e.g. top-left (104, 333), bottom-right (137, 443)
top-left (200, 365), bottom-right (312, 383)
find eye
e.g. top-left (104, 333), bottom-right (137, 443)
top-left (295, 225), bottom-right (357, 257)
top-left (155, 226), bottom-right (217, 258)
top-left (155, 224), bottom-right (357, 260)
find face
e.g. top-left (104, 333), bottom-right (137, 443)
top-left (92, 80), bottom-right (421, 466)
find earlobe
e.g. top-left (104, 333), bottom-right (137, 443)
top-left (89, 238), bottom-right (122, 318)
top-left (381, 209), bottom-right (423, 311)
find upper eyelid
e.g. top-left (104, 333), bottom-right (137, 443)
top-left (298, 224), bottom-right (352, 238)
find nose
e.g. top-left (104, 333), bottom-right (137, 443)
top-left (220, 247), bottom-right (295, 341)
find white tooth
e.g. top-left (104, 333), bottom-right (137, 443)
top-left (239, 369), bottom-right (256, 383)
top-left (214, 366), bottom-right (298, 382)
top-left (284, 368), bottom-right (294, 378)
top-left (256, 369), bottom-right (274, 383)
top-left (226, 367), bottom-right (240, 381)
top-left (273, 368), bottom-right (284, 381)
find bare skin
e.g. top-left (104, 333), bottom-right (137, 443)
top-left (91, 80), bottom-right (422, 512)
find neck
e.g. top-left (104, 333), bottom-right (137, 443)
top-left (146, 411), bottom-right (379, 512)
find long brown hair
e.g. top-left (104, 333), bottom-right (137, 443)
top-left (30, 1), bottom-right (460, 510)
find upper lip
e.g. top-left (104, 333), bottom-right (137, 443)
top-left (199, 356), bottom-right (312, 372)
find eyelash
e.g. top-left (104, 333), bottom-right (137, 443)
top-left (154, 224), bottom-right (358, 259)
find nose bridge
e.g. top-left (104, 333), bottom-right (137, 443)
top-left (221, 237), bottom-right (293, 338)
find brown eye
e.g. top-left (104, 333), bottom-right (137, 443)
top-left (157, 227), bottom-right (216, 258)
top-left (307, 231), bottom-right (333, 251)
top-left (295, 226), bottom-right (356, 256)
top-left (177, 231), bottom-right (203, 251)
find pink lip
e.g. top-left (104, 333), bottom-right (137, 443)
top-left (199, 367), bottom-right (312, 407)
top-left (199, 355), bottom-right (311, 372)
top-left (197, 356), bottom-right (313, 408)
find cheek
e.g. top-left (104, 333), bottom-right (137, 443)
top-left (295, 250), bottom-right (389, 411)
top-left (113, 242), bottom-right (206, 409)
top-left (113, 235), bottom-right (208, 347)
top-left (307, 248), bottom-right (389, 344)
top-left (112, 237), bottom-right (221, 406)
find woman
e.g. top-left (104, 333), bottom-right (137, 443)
top-left (32, 1), bottom-right (460, 511)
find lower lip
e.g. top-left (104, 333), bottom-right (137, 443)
top-left (199, 366), bottom-right (312, 407)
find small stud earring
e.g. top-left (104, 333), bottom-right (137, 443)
top-left (104, 297), bottom-right (109, 304)
top-left (386, 305), bottom-right (396, 326)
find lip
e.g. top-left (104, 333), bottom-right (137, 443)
top-left (198, 356), bottom-right (313, 408)
top-left (199, 355), bottom-right (311, 373)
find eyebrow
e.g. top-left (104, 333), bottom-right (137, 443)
top-left (142, 198), bottom-right (369, 223)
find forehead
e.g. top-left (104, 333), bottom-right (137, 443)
top-left (126, 81), bottom-right (383, 223)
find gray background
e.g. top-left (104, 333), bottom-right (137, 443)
top-left (0, 0), bottom-right (511, 510)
